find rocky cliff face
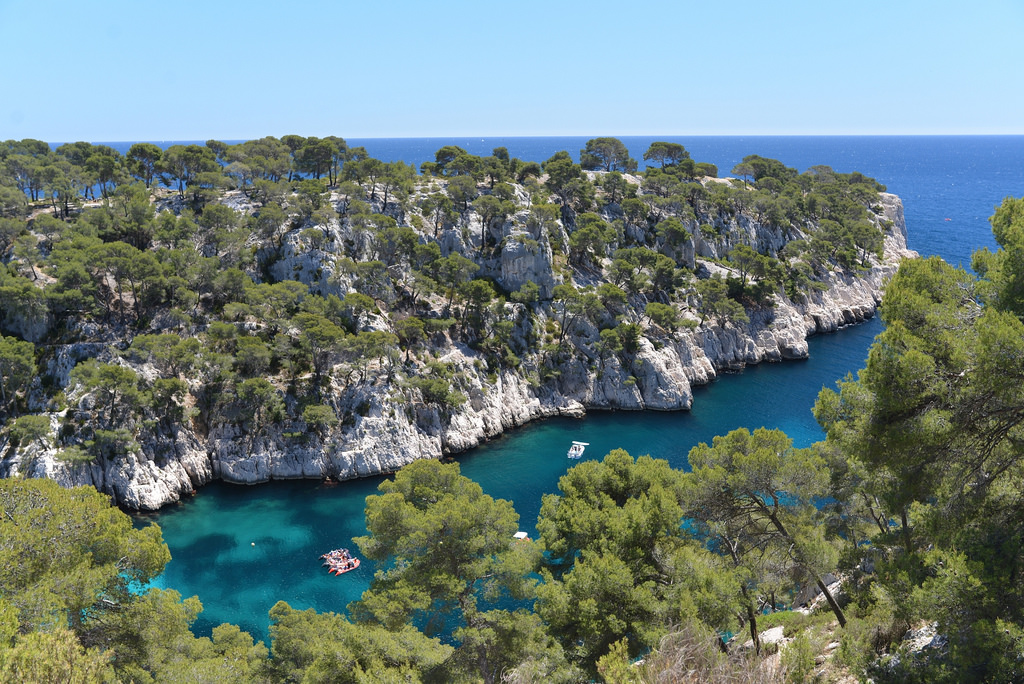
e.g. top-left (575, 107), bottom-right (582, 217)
top-left (439, 194), bottom-right (913, 444)
top-left (0, 193), bottom-right (915, 511)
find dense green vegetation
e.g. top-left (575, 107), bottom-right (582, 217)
top-left (5, 193), bottom-right (1024, 678)
top-left (0, 135), bottom-right (948, 680)
top-left (0, 136), bottom-right (888, 492)
top-left (811, 196), bottom-right (1024, 681)
top-left (0, 444), bottom-right (839, 682)
top-left (13, 237), bottom-right (1024, 683)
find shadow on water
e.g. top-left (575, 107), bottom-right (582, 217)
top-left (173, 532), bottom-right (236, 566)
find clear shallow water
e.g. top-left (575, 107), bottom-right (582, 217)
top-left (140, 477), bottom-right (382, 639)
top-left (139, 136), bottom-right (1024, 642)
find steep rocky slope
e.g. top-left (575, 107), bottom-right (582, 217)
top-left (2, 188), bottom-right (914, 510)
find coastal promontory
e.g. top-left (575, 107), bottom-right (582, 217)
top-left (0, 138), bottom-right (916, 509)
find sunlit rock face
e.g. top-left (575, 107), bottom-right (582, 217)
top-left (0, 187), bottom-right (914, 510)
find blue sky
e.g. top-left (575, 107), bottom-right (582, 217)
top-left (2, 0), bottom-right (1022, 141)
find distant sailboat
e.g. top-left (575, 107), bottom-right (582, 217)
top-left (567, 441), bottom-right (589, 459)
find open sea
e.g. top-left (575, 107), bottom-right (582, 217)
top-left (134, 135), bottom-right (1024, 642)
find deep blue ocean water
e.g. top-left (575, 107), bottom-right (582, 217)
top-left (137, 136), bottom-right (1024, 642)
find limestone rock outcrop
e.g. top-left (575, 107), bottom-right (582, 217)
top-left (0, 191), bottom-right (915, 510)
top-left (500, 231), bottom-right (559, 299)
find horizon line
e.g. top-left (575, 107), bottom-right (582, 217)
top-left (31, 132), bottom-right (1024, 145)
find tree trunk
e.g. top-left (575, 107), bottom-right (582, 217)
top-left (816, 577), bottom-right (847, 627)
top-left (864, 493), bottom-right (890, 536)
top-left (901, 508), bottom-right (912, 553)
top-left (762, 504), bottom-right (848, 628)
top-left (477, 648), bottom-right (494, 684)
top-left (743, 590), bottom-right (761, 655)
top-left (725, 537), bottom-right (760, 653)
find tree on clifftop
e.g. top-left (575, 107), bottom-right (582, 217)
top-left (643, 141), bottom-right (690, 168)
top-left (543, 151), bottom-right (594, 221)
top-left (157, 144), bottom-right (217, 197)
top-left (580, 137), bottom-right (637, 173)
top-left (126, 142), bottom-right (162, 188)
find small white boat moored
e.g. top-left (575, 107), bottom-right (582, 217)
top-left (567, 441), bottom-right (589, 459)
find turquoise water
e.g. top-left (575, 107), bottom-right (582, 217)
top-left (140, 135), bottom-right (1024, 642)
top-left (140, 477), bottom-right (383, 639)
top-left (144, 318), bottom-right (881, 641)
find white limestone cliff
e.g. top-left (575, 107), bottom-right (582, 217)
top-left (0, 194), bottom-right (915, 510)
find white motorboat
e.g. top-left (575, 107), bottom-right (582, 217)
top-left (567, 441), bottom-right (589, 459)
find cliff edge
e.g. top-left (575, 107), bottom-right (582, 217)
top-left (0, 168), bottom-right (917, 510)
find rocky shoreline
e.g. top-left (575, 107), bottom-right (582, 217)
top-left (443, 194), bottom-right (913, 442)
top-left (2, 192), bottom-right (915, 511)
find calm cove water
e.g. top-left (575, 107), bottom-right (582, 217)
top-left (137, 136), bottom-right (1024, 641)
